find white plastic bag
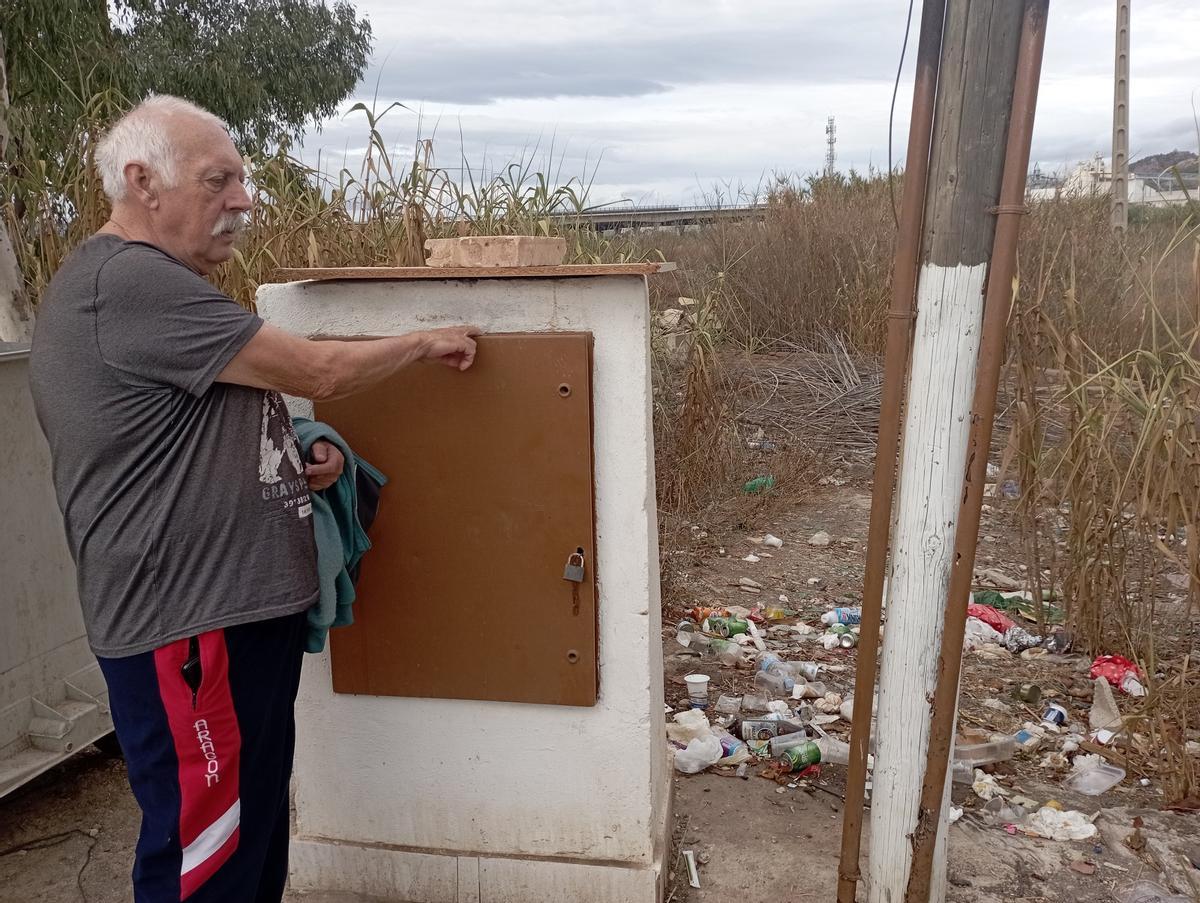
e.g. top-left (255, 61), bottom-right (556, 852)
top-left (673, 735), bottom-right (723, 773)
top-left (666, 709), bottom-right (711, 745)
top-left (963, 617), bottom-right (1003, 650)
top-left (1021, 806), bottom-right (1097, 841)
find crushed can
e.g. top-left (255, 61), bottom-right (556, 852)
top-left (739, 718), bottom-right (803, 742)
top-left (1014, 683), bottom-right (1042, 705)
top-left (778, 741), bottom-right (822, 772)
top-left (711, 616), bottom-right (749, 638)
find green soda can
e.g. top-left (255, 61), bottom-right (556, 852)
top-left (828, 623), bottom-right (851, 636)
top-left (710, 617), bottom-right (749, 638)
top-left (778, 742), bottom-right (822, 772)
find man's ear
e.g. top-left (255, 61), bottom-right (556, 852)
top-left (124, 162), bottom-right (159, 209)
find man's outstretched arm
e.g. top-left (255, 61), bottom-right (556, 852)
top-left (217, 323), bottom-right (480, 400)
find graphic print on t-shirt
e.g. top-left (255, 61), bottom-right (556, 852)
top-left (258, 392), bottom-right (311, 518)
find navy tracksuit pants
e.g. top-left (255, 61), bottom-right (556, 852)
top-left (98, 611), bottom-right (306, 903)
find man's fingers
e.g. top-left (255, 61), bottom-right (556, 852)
top-left (311, 443), bottom-right (328, 463)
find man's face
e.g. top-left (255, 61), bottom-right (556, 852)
top-left (153, 120), bottom-right (252, 275)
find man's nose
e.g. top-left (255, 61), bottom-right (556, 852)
top-left (229, 182), bottom-right (253, 212)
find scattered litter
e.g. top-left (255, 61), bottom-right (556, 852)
top-left (968, 603), bottom-right (1016, 635)
top-left (972, 770), bottom-right (1010, 801)
top-left (667, 709), bottom-right (712, 744)
top-left (1015, 723), bottom-right (1047, 751)
top-left (1091, 655), bottom-right (1146, 696)
top-left (1124, 816), bottom-right (1147, 852)
top-left (1089, 676), bottom-right (1123, 732)
top-left (762, 534), bottom-right (784, 548)
top-left (682, 849), bottom-right (701, 888)
top-left (1042, 702), bottom-right (1069, 726)
top-left (964, 617), bottom-right (1003, 650)
top-left (821, 607), bottom-right (861, 626)
top-left (1014, 683), bottom-right (1043, 704)
top-left (742, 554), bottom-right (761, 563)
top-left (715, 694), bottom-right (742, 715)
top-left (955, 736), bottom-right (1016, 767)
top-left (808, 531), bottom-right (832, 547)
top-left (1069, 860), bottom-right (1096, 876)
top-left (1117, 882), bottom-right (1191, 903)
top-left (1065, 760), bottom-right (1125, 796)
top-left (1004, 625), bottom-right (1043, 653)
top-left (980, 796), bottom-right (1024, 825)
top-left (1020, 806), bottom-right (1098, 841)
top-left (839, 696), bottom-right (855, 722)
top-left (714, 729), bottom-right (752, 765)
top-left (673, 734), bottom-right (723, 773)
top-left (742, 692), bottom-right (769, 712)
top-left (743, 475), bottom-right (776, 494)
top-left (813, 693), bottom-right (844, 715)
top-left (949, 806), bottom-right (963, 824)
top-left (739, 576), bottom-right (763, 589)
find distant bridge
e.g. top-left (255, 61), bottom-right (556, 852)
top-left (554, 203), bottom-right (767, 231)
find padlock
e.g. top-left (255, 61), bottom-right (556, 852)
top-left (563, 552), bottom-right (586, 583)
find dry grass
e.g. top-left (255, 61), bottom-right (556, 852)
top-left (8, 100), bottom-right (1199, 794)
top-left (3, 99), bottom-right (652, 311)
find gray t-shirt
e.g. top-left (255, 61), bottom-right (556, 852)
top-left (29, 234), bottom-right (319, 657)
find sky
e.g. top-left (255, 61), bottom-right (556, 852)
top-left (302, 1), bottom-right (1200, 207)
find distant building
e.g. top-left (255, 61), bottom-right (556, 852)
top-left (1028, 152), bottom-right (1197, 207)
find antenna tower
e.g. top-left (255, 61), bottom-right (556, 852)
top-left (825, 116), bottom-right (837, 177)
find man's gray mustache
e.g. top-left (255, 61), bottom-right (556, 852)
top-left (212, 214), bottom-right (247, 237)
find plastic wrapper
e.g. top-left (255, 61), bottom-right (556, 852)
top-left (673, 735), bottom-right (723, 773)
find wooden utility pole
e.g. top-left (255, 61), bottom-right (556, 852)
top-left (1112, 0), bottom-right (1130, 233)
top-left (867, 2), bottom-right (1026, 901)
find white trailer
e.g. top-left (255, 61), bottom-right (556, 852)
top-left (0, 344), bottom-right (113, 797)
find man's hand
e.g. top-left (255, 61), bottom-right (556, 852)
top-left (305, 440), bottom-right (344, 492)
top-left (420, 326), bottom-right (481, 371)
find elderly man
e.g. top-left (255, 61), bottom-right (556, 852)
top-left (28, 95), bottom-right (478, 903)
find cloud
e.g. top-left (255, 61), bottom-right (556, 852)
top-left (358, 0), bottom-right (906, 105)
top-left (303, 0), bottom-right (1200, 203)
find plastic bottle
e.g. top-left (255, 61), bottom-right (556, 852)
top-left (779, 660), bottom-right (821, 681)
top-left (768, 731), bottom-right (814, 756)
top-left (743, 475), bottom-right (776, 494)
top-left (712, 729), bottom-right (751, 764)
top-left (756, 651), bottom-right (786, 672)
top-left (753, 670), bottom-right (794, 695)
top-left (710, 637), bottom-right (742, 667)
top-left (813, 736), bottom-right (850, 765)
top-left (821, 607), bottom-right (862, 626)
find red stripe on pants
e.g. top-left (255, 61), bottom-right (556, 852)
top-left (154, 631), bottom-right (242, 899)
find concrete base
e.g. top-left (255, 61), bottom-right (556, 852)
top-left (288, 836), bottom-right (666, 903)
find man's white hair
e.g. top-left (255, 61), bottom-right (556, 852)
top-left (95, 95), bottom-right (228, 203)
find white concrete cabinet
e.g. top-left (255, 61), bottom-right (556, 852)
top-left (257, 272), bottom-right (671, 903)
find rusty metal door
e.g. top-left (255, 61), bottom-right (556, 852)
top-left (314, 332), bottom-right (598, 706)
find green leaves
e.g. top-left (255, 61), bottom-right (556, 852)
top-left (2, 0), bottom-right (373, 159)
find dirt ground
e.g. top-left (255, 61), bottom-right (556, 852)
top-left (658, 477), bottom-right (1200, 902)
top-left (3, 482), bottom-right (1196, 902)
top-left (3, 351), bottom-right (1199, 901)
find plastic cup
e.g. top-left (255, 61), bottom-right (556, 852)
top-left (684, 674), bottom-right (711, 709)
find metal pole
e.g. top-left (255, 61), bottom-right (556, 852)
top-left (903, 2), bottom-right (1050, 900)
top-left (1112, 0), bottom-right (1130, 233)
top-left (835, 3), bottom-right (946, 900)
